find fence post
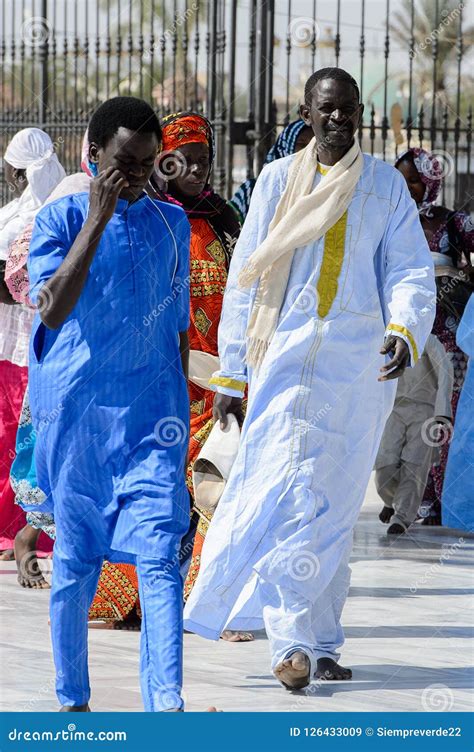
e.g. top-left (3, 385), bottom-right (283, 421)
top-left (226, 0), bottom-right (238, 198)
top-left (39, 0), bottom-right (49, 128)
top-left (206, 0), bottom-right (218, 121)
top-left (264, 0), bottom-right (275, 133)
top-left (254, 0), bottom-right (268, 174)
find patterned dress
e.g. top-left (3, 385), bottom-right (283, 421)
top-left (180, 217), bottom-right (231, 598)
top-left (420, 211), bottom-right (474, 522)
top-left (5, 226), bottom-right (53, 553)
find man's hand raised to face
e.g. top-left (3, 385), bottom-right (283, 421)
top-left (89, 167), bottom-right (129, 226)
top-left (37, 168), bottom-right (129, 330)
top-left (378, 335), bottom-right (410, 381)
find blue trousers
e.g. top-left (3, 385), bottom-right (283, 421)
top-left (50, 544), bottom-right (184, 711)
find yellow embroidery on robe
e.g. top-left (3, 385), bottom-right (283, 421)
top-left (193, 417), bottom-right (215, 445)
top-left (386, 323), bottom-right (419, 363)
top-left (317, 211), bottom-right (348, 319)
top-left (206, 238), bottom-right (226, 265)
top-left (190, 399), bottom-right (206, 416)
top-left (194, 307), bottom-right (212, 335)
top-left (209, 375), bottom-right (246, 393)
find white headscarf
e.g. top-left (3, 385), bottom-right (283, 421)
top-left (0, 128), bottom-right (66, 259)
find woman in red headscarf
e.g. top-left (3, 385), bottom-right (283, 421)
top-left (154, 112), bottom-right (240, 490)
top-left (153, 114), bottom-right (254, 639)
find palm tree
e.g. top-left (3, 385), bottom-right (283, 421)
top-left (97, 0), bottom-right (209, 110)
top-left (390, 0), bottom-right (474, 112)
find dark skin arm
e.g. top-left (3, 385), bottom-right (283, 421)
top-left (180, 330), bottom-right (190, 480)
top-left (179, 330), bottom-right (189, 381)
top-left (38, 167), bottom-right (129, 329)
top-left (378, 335), bottom-right (410, 381)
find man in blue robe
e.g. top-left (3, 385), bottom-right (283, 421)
top-left (28, 97), bottom-right (191, 711)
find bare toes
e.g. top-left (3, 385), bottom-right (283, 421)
top-left (274, 652), bottom-right (311, 690)
top-left (220, 630), bottom-right (254, 642)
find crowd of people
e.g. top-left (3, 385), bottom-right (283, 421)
top-left (0, 66), bottom-right (472, 711)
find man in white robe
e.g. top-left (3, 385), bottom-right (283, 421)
top-left (184, 68), bottom-right (436, 690)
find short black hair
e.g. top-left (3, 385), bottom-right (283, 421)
top-left (88, 96), bottom-right (162, 148)
top-left (304, 67), bottom-right (360, 106)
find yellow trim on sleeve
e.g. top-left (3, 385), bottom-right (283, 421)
top-left (208, 376), bottom-right (246, 393)
top-left (386, 323), bottom-right (419, 363)
top-left (317, 211), bottom-right (348, 319)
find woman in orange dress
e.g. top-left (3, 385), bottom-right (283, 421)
top-left (155, 113), bottom-right (243, 613)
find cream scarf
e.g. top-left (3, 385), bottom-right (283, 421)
top-left (238, 137), bottom-right (364, 369)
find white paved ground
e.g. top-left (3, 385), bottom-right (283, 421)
top-left (0, 475), bottom-right (472, 712)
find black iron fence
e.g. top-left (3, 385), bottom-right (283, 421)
top-left (0, 0), bottom-right (473, 208)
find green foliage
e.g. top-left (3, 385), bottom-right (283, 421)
top-left (390, 0), bottom-right (474, 113)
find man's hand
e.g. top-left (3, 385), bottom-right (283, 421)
top-left (213, 394), bottom-right (244, 429)
top-left (378, 335), bottom-right (410, 381)
top-left (89, 167), bottom-right (129, 225)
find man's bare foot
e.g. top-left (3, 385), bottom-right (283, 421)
top-left (111, 608), bottom-right (142, 631)
top-left (14, 525), bottom-right (50, 589)
top-left (0, 548), bottom-right (14, 561)
top-left (274, 651), bottom-right (311, 690)
top-left (379, 506), bottom-right (394, 524)
top-left (315, 657), bottom-right (352, 681)
top-left (220, 630), bottom-right (254, 642)
top-left (59, 704), bottom-right (90, 712)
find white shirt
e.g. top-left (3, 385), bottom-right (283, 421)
top-left (0, 301), bottom-right (34, 366)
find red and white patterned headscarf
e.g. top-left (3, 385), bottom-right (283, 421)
top-left (395, 147), bottom-right (443, 214)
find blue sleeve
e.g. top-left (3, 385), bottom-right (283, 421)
top-left (172, 211), bottom-right (191, 333)
top-left (28, 197), bottom-right (85, 306)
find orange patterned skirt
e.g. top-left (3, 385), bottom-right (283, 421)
top-left (89, 562), bottom-right (141, 623)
